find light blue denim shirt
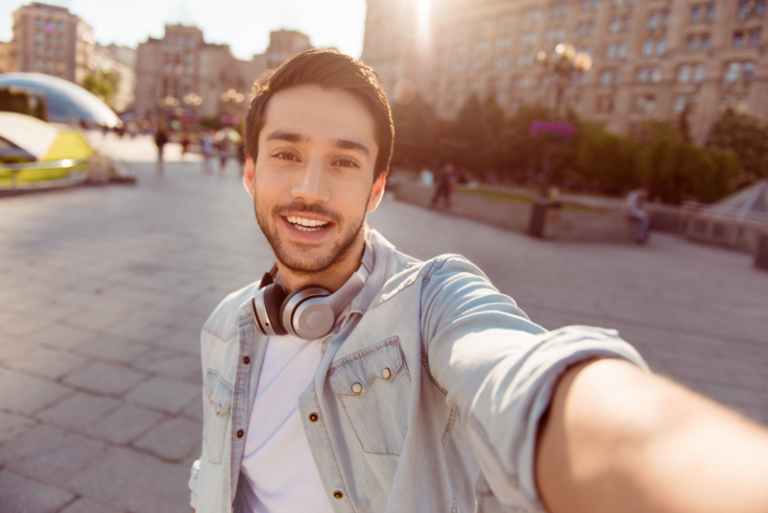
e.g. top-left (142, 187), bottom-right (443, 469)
top-left (189, 229), bottom-right (647, 513)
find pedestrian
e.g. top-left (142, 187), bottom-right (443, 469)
top-left (430, 163), bottom-right (456, 209)
top-left (154, 125), bottom-right (169, 173)
top-left (188, 49), bottom-right (768, 513)
top-left (181, 134), bottom-right (190, 161)
top-left (625, 187), bottom-right (651, 244)
top-left (237, 139), bottom-right (246, 174)
top-left (218, 137), bottom-right (228, 172)
top-left (202, 130), bottom-right (213, 173)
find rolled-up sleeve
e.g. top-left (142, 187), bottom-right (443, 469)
top-left (421, 256), bottom-right (648, 511)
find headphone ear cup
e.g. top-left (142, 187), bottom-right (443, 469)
top-left (280, 285), bottom-right (332, 338)
top-left (262, 283), bottom-right (288, 336)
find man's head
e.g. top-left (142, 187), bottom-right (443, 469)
top-left (242, 50), bottom-right (394, 285)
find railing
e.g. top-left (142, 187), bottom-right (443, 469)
top-left (0, 159), bottom-right (89, 190)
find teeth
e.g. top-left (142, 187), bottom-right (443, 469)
top-left (286, 216), bottom-right (329, 228)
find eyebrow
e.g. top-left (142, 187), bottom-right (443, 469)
top-left (264, 129), bottom-right (370, 158)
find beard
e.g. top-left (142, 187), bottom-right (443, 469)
top-left (254, 194), bottom-right (367, 276)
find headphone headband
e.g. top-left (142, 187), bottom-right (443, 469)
top-left (252, 242), bottom-right (372, 340)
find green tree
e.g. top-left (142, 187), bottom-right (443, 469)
top-left (391, 93), bottom-right (438, 167)
top-left (0, 88), bottom-right (46, 121)
top-left (706, 109), bottom-right (768, 186)
top-left (82, 68), bottom-right (120, 105)
top-left (575, 122), bottom-right (639, 194)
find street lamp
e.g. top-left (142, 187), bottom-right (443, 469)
top-left (536, 43), bottom-right (592, 118)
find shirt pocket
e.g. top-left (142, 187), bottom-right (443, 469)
top-left (328, 337), bottom-right (411, 456)
top-left (203, 369), bottom-right (233, 465)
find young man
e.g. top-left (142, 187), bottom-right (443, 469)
top-left (189, 50), bottom-right (768, 513)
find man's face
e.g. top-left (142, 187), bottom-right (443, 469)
top-left (244, 85), bottom-right (383, 276)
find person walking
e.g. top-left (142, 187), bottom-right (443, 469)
top-left (430, 163), bottom-right (456, 209)
top-left (154, 125), bottom-right (169, 173)
top-left (202, 131), bottom-right (214, 173)
top-left (625, 187), bottom-right (651, 244)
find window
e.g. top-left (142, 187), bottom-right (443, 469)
top-left (493, 57), bottom-right (508, 69)
top-left (643, 39), bottom-right (654, 55)
top-left (580, 0), bottom-right (599, 11)
top-left (551, 3), bottom-right (568, 17)
top-left (656, 38), bottom-right (667, 55)
top-left (578, 22), bottom-right (595, 37)
top-left (617, 41), bottom-right (627, 58)
top-left (733, 31), bottom-right (744, 48)
top-left (701, 34), bottom-right (711, 50)
top-left (520, 32), bottom-right (536, 46)
top-left (576, 45), bottom-right (593, 56)
top-left (662, 10), bottom-right (670, 27)
top-left (650, 67), bottom-right (661, 83)
top-left (706, 3), bottom-right (716, 20)
top-left (634, 94), bottom-right (656, 114)
top-left (677, 65), bottom-right (691, 83)
top-left (517, 53), bottom-right (535, 67)
top-left (690, 5), bottom-right (701, 22)
top-left (478, 20), bottom-right (492, 33)
top-left (738, 0), bottom-right (766, 19)
top-left (185, 65), bottom-right (193, 75)
top-left (35, 17), bottom-right (42, 28)
top-left (499, 13), bottom-right (515, 26)
top-left (605, 42), bottom-right (616, 59)
top-left (547, 28), bottom-right (565, 42)
top-left (456, 44), bottom-right (467, 55)
top-left (471, 59), bottom-right (485, 71)
top-left (514, 76), bottom-right (530, 89)
top-left (610, 17), bottom-right (622, 33)
top-left (648, 11), bottom-right (658, 29)
top-left (597, 95), bottom-right (614, 113)
top-left (56, 22), bottom-right (64, 32)
top-left (673, 95), bottom-right (687, 114)
top-left (724, 62), bottom-right (741, 83)
top-left (187, 37), bottom-right (195, 49)
top-left (636, 67), bottom-right (649, 82)
top-left (686, 35), bottom-right (696, 51)
top-left (496, 37), bottom-right (511, 50)
top-left (749, 28), bottom-right (761, 46)
top-left (34, 32), bottom-right (43, 42)
top-left (744, 61), bottom-right (756, 83)
top-left (34, 58), bottom-right (43, 69)
top-left (693, 64), bottom-right (706, 83)
top-left (451, 61), bottom-right (465, 73)
top-left (473, 41), bottom-right (488, 52)
top-left (600, 69), bottom-right (621, 86)
top-left (523, 8), bottom-right (540, 22)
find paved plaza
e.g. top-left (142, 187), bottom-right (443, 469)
top-left (1, 135), bottom-right (767, 513)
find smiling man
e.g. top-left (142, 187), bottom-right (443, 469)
top-left (189, 50), bottom-right (768, 513)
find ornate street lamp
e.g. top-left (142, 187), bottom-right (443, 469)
top-left (536, 43), bottom-right (593, 118)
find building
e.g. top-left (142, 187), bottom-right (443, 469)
top-left (134, 25), bottom-right (313, 120)
top-left (0, 41), bottom-right (13, 73)
top-left (5, 2), bottom-right (96, 85)
top-left (362, 0), bottom-right (768, 144)
top-left (92, 44), bottom-right (136, 113)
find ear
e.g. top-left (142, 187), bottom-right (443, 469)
top-left (243, 157), bottom-right (256, 198)
top-left (367, 174), bottom-right (387, 213)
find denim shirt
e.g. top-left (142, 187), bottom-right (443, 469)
top-left (189, 229), bottom-right (647, 513)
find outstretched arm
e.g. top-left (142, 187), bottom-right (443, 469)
top-left (536, 359), bottom-right (768, 513)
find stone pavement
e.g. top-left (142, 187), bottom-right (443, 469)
top-left (0, 142), bottom-right (766, 512)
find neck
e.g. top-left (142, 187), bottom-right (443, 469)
top-left (276, 231), bottom-right (366, 294)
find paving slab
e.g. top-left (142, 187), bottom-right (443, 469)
top-left (63, 361), bottom-right (147, 396)
top-left (67, 446), bottom-right (191, 513)
top-left (60, 497), bottom-right (126, 513)
top-left (21, 323), bottom-right (101, 350)
top-left (74, 336), bottom-right (155, 364)
top-left (0, 424), bottom-right (106, 486)
top-left (84, 402), bottom-right (165, 445)
top-left (3, 346), bottom-right (91, 380)
top-left (133, 415), bottom-right (202, 461)
top-left (0, 367), bottom-right (73, 415)
top-left (125, 376), bottom-right (200, 415)
top-left (0, 410), bottom-right (38, 444)
top-left (0, 471), bottom-right (74, 513)
top-left (36, 391), bottom-right (122, 431)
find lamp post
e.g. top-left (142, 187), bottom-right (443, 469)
top-left (527, 43), bottom-right (592, 238)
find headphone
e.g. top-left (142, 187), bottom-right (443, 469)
top-left (252, 243), bottom-right (372, 340)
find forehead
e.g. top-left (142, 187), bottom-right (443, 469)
top-left (260, 85), bottom-right (377, 147)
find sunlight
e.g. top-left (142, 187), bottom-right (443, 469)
top-left (417, 0), bottom-right (432, 40)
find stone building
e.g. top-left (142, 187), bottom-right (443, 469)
top-left (4, 2), bottom-right (96, 85)
top-left (92, 44), bottom-right (136, 113)
top-left (134, 25), bottom-right (314, 120)
top-left (361, 0), bottom-right (768, 144)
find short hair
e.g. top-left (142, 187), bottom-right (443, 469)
top-left (244, 49), bottom-right (393, 181)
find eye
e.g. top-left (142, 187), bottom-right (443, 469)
top-left (273, 151), bottom-right (299, 162)
top-left (333, 157), bottom-right (360, 168)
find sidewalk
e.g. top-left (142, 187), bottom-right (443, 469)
top-left (0, 160), bottom-right (766, 513)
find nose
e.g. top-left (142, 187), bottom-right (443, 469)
top-left (291, 155), bottom-right (330, 204)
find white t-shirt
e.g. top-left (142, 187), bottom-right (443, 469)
top-left (240, 333), bottom-right (334, 513)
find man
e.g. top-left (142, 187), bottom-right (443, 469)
top-left (430, 163), bottom-right (456, 209)
top-left (154, 124), bottom-right (169, 173)
top-left (625, 187), bottom-right (651, 244)
top-left (202, 130), bottom-right (214, 174)
top-left (189, 50), bottom-right (768, 513)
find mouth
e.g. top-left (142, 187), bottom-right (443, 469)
top-left (280, 214), bottom-right (335, 240)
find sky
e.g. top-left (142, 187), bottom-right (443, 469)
top-left (0, 0), bottom-right (368, 60)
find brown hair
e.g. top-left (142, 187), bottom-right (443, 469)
top-left (244, 49), bottom-right (393, 181)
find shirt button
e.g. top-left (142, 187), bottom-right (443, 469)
top-left (333, 491), bottom-right (344, 499)
top-left (309, 412), bottom-right (319, 422)
top-left (236, 429), bottom-right (244, 438)
top-left (382, 367), bottom-right (391, 379)
top-left (243, 356), bottom-right (250, 365)
top-left (351, 382), bottom-right (363, 394)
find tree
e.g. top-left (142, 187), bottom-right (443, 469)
top-left (391, 93), bottom-right (438, 167)
top-left (575, 122), bottom-right (639, 194)
top-left (82, 69), bottom-right (120, 106)
top-left (0, 88), bottom-right (47, 121)
top-left (706, 109), bottom-right (768, 186)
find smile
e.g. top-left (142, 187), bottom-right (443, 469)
top-left (285, 215), bottom-right (332, 232)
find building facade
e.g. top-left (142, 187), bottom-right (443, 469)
top-left (6, 2), bottom-right (96, 85)
top-left (362, 0), bottom-right (768, 144)
top-left (134, 25), bottom-right (313, 120)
